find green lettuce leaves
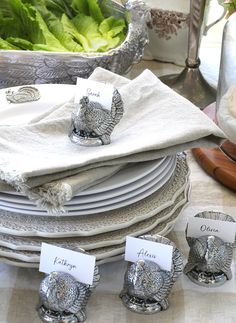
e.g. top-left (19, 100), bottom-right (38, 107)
top-left (0, 0), bottom-right (127, 52)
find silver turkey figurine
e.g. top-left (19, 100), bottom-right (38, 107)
top-left (120, 235), bottom-right (183, 314)
top-left (184, 235), bottom-right (234, 287)
top-left (37, 268), bottom-right (100, 322)
top-left (5, 86), bottom-right (40, 103)
top-left (69, 88), bottom-right (124, 146)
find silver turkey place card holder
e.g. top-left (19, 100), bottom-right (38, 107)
top-left (69, 77), bottom-right (124, 146)
top-left (184, 211), bottom-right (236, 287)
top-left (120, 235), bottom-right (183, 314)
top-left (37, 243), bottom-right (100, 322)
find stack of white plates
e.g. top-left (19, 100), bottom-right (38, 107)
top-left (0, 84), bottom-right (191, 267)
top-left (0, 155), bottom-right (176, 215)
top-left (0, 154), bottom-right (190, 268)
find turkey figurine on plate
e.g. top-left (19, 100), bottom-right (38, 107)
top-left (69, 88), bottom-right (124, 146)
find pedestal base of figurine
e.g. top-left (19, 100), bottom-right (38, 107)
top-left (120, 293), bottom-right (168, 314)
top-left (185, 269), bottom-right (227, 287)
top-left (37, 305), bottom-right (86, 323)
top-left (69, 132), bottom-right (103, 147)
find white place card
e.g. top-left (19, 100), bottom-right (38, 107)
top-left (75, 77), bottom-right (114, 109)
top-left (125, 236), bottom-right (173, 271)
top-left (39, 243), bottom-right (96, 285)
top-left (187, 217), bottom-right (236, 243)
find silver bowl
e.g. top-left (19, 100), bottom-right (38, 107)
top-left (0, 0), bottom-right (148, 88)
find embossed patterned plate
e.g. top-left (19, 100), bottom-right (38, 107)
top-left (0, 185), bottom-right (190, 265)
top-left (0, 155), bottom-right (176, 215)
top-left (0, 155), bottom-right (189, 237)
top-left (0, 183), bottom-right (190, 252)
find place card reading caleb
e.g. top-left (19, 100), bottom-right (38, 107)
top-left (125, 236), bottom-right (173, 271)
top-left (39, 243), bottom-right (96, 285)
top-left (75, 77), bottom-right (114, 110)
top-left (187, 217), bottom-right (236, 243)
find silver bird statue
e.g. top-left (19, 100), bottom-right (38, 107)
top-left (121, 259), bottom-right (173, 312)
top-left (69, 88), bottom-right (123, 146)
top-left (184, 235), bottom-right (234, 286)
top-left (38, 269), bottom-right (100, 323)
top-left (120, 234), bottom-right (183, 314)
top-left (5, 86), bottom-right (40, 103)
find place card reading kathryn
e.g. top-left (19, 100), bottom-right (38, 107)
top-left (125, 236), bottom-right (173, 271)
top-left (39, 243), bottom-right (96, 285)
top-left (187, 217), bottom-right (236, 243)
top-left (75, 77), bottom-right (114, 109)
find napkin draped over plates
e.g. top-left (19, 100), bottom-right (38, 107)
top-left (0, 68), bottom-right (225, 212)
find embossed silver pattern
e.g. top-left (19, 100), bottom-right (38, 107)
top-left (0, 0), bottom-right (148, 88)
top-left (120, 235), bottom-right (183, 314)
top-left (69, 89), bottom-right (123, 146)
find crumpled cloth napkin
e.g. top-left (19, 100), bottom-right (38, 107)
top-left (0, 68), bottom-right (225, 212)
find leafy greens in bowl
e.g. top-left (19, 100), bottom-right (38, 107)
top-left (0, 0), bottom-right (127, 52)
top-left (0, 0), bottom-right (148, 87)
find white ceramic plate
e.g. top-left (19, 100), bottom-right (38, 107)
top-left (0, 182), bottom-right (190, 253)
top-left (0, 255), bottom-right (123, 267)
top-left (0, 155), bottom-right (172, 206)
top-left (0, 155), bottom-right (189, 237)
top-left (76, 156), bottom-right (169, 196)
top-left (0, 189), bottom-right (190, 264)
top-left (0, 84), bottom-right (75, 126)
top-left (0, 155), bottom-right (176, 214)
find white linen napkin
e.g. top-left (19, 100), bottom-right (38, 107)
top-left (0, 68), bottom-right (225, 211)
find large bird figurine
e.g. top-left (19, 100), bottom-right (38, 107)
top-left (70, 88), bottom-right (123, 145)
top-left (184, 235), bottom-right (233, 282)
top-left (121, 259), bottom-right (173, 311)
top-left (120, 235), bottom-right (183, 314)
top-left (38, 269), bottom-right (100, 322)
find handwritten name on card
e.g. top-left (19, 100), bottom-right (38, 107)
top-left (75, 77), bottom-right (114, 109)
top-left (125, 236), bottom-right (173, 271)
top-left (187, 217), bottom-right (236, 243)
top-left (39, 243), bottom-right (96, 285)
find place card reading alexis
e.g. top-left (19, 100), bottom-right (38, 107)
top-left (75, 77), bottom-right (114, 110)
top-left (125, 236), bottom-right (173, 271)
top-left (39, 243), bottom-right (96, 285)
top-left (187, 217), bottom-right (236, 243)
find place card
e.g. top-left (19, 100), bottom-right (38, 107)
top-left (39, 243), bottom-right (96, 285)
top-left (75, 77), bottom-right (114, 109)
top-left (125, 236), bottom-right (173, 271)
top-left (187, 217), bottom-right (236, 243)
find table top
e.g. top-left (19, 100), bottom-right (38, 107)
top-left (1, 151), bottom-right (235, 323)
top-left (1, 19), bottom-right (236, 323)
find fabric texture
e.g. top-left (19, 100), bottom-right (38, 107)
top-left (0, 68), bottom-right (225, 211)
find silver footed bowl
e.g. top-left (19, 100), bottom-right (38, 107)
top-left (0, 0), bottom-right (148, 88)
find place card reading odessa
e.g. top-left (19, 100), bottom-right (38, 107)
top-left (187, 216), bottom-right (236, 243)
top-left (125, 236), bottom-right (173, 271)
top-left (39, 243), bottom-right (96, 285)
